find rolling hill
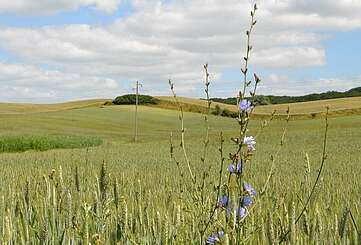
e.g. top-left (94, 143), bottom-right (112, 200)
top-left (0, 99), bottom-right (108, 114)
top-left (0, 105), bottom-right (238, 143)
top-left (0, 95), bottom-right (360, 118)
top-left (156, 96), bottom-right (361, 117)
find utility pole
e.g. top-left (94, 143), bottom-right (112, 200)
top-left (134, 81), bottom-right (142, 142)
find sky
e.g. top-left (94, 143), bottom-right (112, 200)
top-left (0, 0), bottom-right (360, 103)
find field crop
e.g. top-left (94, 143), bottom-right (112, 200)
top-left (157, 96), bottom-right (361, 117)
top-left (0, 4), bottom-right (360, 244)
top-left (0, 135), bottom-right (102, 153)
top-left (0, 104), bottom-right (360, 244)
top-left (0, 99), bottom-right (108, 115)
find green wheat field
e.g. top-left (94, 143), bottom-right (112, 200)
top-left (0, 100), bottom-right (360, 244)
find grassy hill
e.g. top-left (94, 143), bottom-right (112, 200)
top-left (157, 95), bottom-right (361, 117)
top-left (0, 99), bottom-right (108, 114)
top-left (1, 95), bottom-right (361, 119)
top-left (0, 105), bottom-right (237, 142)
top-left (253, 96), bottom-right (361, 115)
top-left (0, 94), bottom-right (360, 123)
top-left (1, 98), bottom-right (359, 152)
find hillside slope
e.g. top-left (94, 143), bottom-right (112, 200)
top-left (0, 99), bottom-right (109, 114)
top-left (253, 96), bottom-right (361, 115)
top-left (157, 96), bottom-right (361, 116)
top-left (1, 95), bottom-right (360, 118)
top-left (0, 105), bottom-right (237, 142)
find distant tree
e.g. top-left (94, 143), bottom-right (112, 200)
top-left (209, 86), bottom-right (361, 106)
top-left (113, 94), bottom-right (160, 105)
top-left (251, 95), bottom-right (271, 105)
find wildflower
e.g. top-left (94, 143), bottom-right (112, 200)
top-left (238, 207), bottom-right (247, 218)
top-left (206, 235), bottom-right (217, 244)
top-left (243, 182), bottom-right (257, 196)
top-left (242, 196), bottom-right (253, 207)
top-left (218, 195), bottom-right (229, 208)
top-left (243, 136), bottom-right (256, 151)
top-left (228, 161), bottom-right (242, 174)
top-left (240, 99), bottom-right (253, 112)
top-left (228, 164), bottom-right (235, 173)
top-left (207, 235), bottom-right (217, 244)
top-left (206, 231), bottom-right (225, 244)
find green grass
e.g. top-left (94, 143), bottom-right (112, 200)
top-left (0, 135), bottom-right (102, 153)
top-left (2, 96), bottom-right (361, 118)
top-left (0, 104), bottom-right (360, 243)
top-left (0, 105), bottom-right (238, 142)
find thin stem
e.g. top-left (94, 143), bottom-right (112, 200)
top-left (234, 5), bottom-right (258, 243)
top-left (279, 107), bottom-right (329, 243)
top-left (260, 107), bottom-right (290, 195)
top-left (255, 110), bottom-right (277, 139)
top-left (349, 210), bottom-right (359, 234)
top-left (170, 132), bottom-right (185, 191)
top-left (201, 132), bottom-right (225, 237)
top-left (201, 64), bottom-right (211, 166)
top-left (169, 80), bottom-right (196, 184)
top-left (200, 64), bottom-right (212, 206)
top-left (241, 10), bottom-right (256, 101)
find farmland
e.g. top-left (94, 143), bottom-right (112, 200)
top-left (157, 96), bottom-right (361, 116)
top-left (1, 1), bottom-right (360, 244)
top-left (0, 101), bottom-right (360, 243)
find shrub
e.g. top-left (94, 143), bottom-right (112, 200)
top-left (211, 105), bottom-right (222, 115)
top-left (221, 108), bottom-right (232, 117)
top-left (113, 94), bottom-right (160, 105)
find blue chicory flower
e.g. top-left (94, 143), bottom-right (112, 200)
top-left (206, 235), bottom-right (217, 244)
top-left (218, 195), bottom-right (229, 208)
top-left (243, 136), bottom-right (256, 151)
top-left (228, 164), bottom-right (235, 173)
top-left (242, 196), bottom-right (253, 207)
top-left (228, 161), bottom-right (242, 174)
top-left (206, 231), bottom-right (225, 244)
top-left (238, 207), bottom-right (247, 218)
top-left (240, 99), bottom-right (253, 112)
top-left (243, 182), bottom-right (257, 196)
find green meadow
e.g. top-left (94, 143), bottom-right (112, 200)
top-left (0, 102), bottom-right (360, 243)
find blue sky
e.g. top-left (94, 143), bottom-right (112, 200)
top-left (0, 4), bottom-right (133, 27)
top-left (0, 0), bottom-right (360, 102)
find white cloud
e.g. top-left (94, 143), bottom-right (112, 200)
top-left (253, 47), bottom-right (326, 68)
top-left (0, 0), bottom-right (360, 101)
top-left (258, 73), bottom-right (361, 96)
top-left (0, 0), bottom-right (123, 15)
top-left (0, 62), bottom-right (119, 102)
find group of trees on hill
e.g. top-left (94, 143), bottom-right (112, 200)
top-left (112, 94), bottom-right (160, 105)
top-left (210, 87), bottom-right (361, 106)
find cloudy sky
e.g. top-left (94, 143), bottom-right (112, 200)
top-left (0, 0), bottom-right (360, 103)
